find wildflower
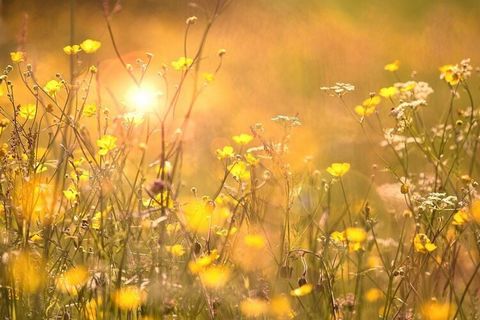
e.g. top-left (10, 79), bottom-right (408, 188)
top-left (452, 210), bottom-right (469, 226)
top-left (232, 133), bottom-right (253, 145)
top-left (271, 115), bottom-right (302, 127)
top-left (91, 211), bottom-right (102, 230)
top-left (243, 234), bottom-right (266, 249)
top-left (63, 45), bottom-right (81, 55)
top-left (439, 59), bottom-right (472, 86)
top-left (270, 295), bottom-right (294, 319)
top-left (113, 286), bottom-right (145, 310)
top-left (97, 135), bottom-right (117, 156)
top-left (56, 265), bottom-right (89, 295)
top-left (171, 56), bottom-right (193, 71)
top-left (44, 79), bottom-right (63, 97)
top-left (379, 86), bottom-right (399, 98)
top-left (228, 160), bottom-right (251, 181)
top-left (188, 251), bottom-right (219, 274)
top-left (63, 185), bottom-right (79, 201)
top-left (364, 288), bottom-right (382, 302)
top-left (203, 72), bottom-right (215, 83)
top-left (83, 103), bottom-right (97, 117)
top-left (320, 82), bottom-right (355, 97)
top-left (18, 103), bottom-right (36, 120)
top-left (414, 233), bottom-right (437, 253)
top-left (384, 60), bottom-right (400, 72)
top-left (198, 265), bottom-right (231, 289)
top-left (354, 95), bottom-right (381, 117)
top-left (421, 301), bottom-right (455, 320)
top-left (80, 39), bottom-right (101, 54)
top-left (166, 244), bottom-right (186, 257)
top-left (326, 162), bottom-right (350, 177)
top-left (10, 51), bottom-right (25, 63)
top-left (290, 283), bottom-right (313, 297)
top-left (89, 65), bottom-right (98, 73)
top-left (245, 153), bottom-right (259, 166)
top-left (216, 145), bottom-right (235, 160)
top-left (345, 227), bottom-right (367, 251)
top-left (471, 199), bottom-right (480, 223)
top-left (240, 298), bottom-right (269, 317)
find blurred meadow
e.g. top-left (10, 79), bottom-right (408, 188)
top-left (0, 0), bottom-right (480, 319)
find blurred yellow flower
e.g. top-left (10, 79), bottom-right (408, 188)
top-left (290, 283), bottom-right (313, 297)
top-left (354, 105), bottom-right (375, 117)
top-left (11, 251), bottom-right (45, 293)
top-left (97, 135), bottom-right (117, 156)
top-left (326, 162), bottom-right (350, 177)
top-left (10, 51), bottom-right (25, 63)
top-left (270, 295), bottom-right (294, 319)
top-left (243, 234), bottom-right (266, 249)
top-left (471, 199), bottom-right (480, 223)
top-left (63, 45), bottom-right (81, 55)
top-left (199, 265), bottom-right (231, 289)
top-left (166, 244), bottom-right (186, 257)
top-left (414, 233), bottom-right (437, 253)
top-left (228, 160), bottom-right (251, 181)
top-left (245, 153), bottom-right (259, 166)
top-left (80, 39), bottom-right (102, 54)
top-left (240, 298), bottom-right (269, 317)
top-left (362, 95), bottom-right (381, 108)
top-left (19, 103), bottom-right (36, 120)
top-left (56, 265), bottom-right (89, 295)
top-left (203, 72), bottom-right (215, 83)
top-left (345, 227), bottom-right (367, 243)
top-left (452, 210), bottom-right (469, 226)
top-left (216, 145), bottom-right (235, 160)
top-left (63, 185), bottom-right (79, 201)
top-left (44, 79), bottom-right (63, 97)
top-left (188, 251), bottom-right (219, 274)
top-left (171, 56), bottom-right (193, 70)
top-left (83, 103), bottom-right (97, 117)
top-left (384, 60), bottom-right (400, 72)
top-left (364, 288), bottom-right (382, 302)
top-left (379, 86), bottom-right (399, 98)
top-left (232, 133), bottom-right (253, 145)
top-left (113, 286), bottom-right (145, 310)
top-left (421, 301), bottom-right (455, 320)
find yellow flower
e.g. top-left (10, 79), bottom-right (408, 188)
top-left (345, 227), bottom-right (367, 243)
top-left (63, 45), bottom-right (81, 55)
top-left (471, 199), bottom-right (480, 223)
top-left (83, 103), bottom-right (97, 117)
top-left (439, 64), bottom-right (460, 86)
top-left (198, 265), bottom-right (231, 289)
top-left (290, 283), bottom-right (313, 297)
top-left (245, 153), bottom-right (259, 166)
top-left (188, 251), bottom-right (219, 274)
top-left (113, 286), bottom-right (145, 310)
top-left (228, 161), bottom-right (251, 181)
top-left (232, 133), bottom-right (253, 145)
top-left (216, 145), bottom-right (235, 160)
top-left (354, 105), bottom-right (376, 116)
top-left (171, 57), bottom-right (193, 71)
top-left (362, 96), bottom-right (381, 108)
top-left (80, 39), bottom-right (102, 54)
top-left (270, 295), bottom-right (294, 319)
top-left (44, 79), bottom-right (63, 97)
top-left (240, 298), bottom-right (269, 317)
top-left (244, 234), bottom-right (266, 249)
top-left (364, 288), bottom-right (382, 302)
top-left (91, 211), bottom-right (103, 230)
top-left (10, 51), bottom-right (25, 63)
top-left (421, 301), bottom-right (455, 320)
top-left (379, 86), bottom-right (399, 98)
top-left (414, 233), bottom-right (437, 253)
top-left (203, 72), bottom-right (215, 83)
top-left (166, 244), bottom-right (186, 257)
top-left (19, 103), bottom-right (36, 120)
top-left (63, 185), bottom-right (79, 201)
top-left (326, 162), bottom-right (350, 177)
top-left (452, 210), bottom-right (469, 226)
top-left (97, 135), bottom-right (117, 156)
top-left (56, 265), bottom-right (89, 295)
top-left (384, 60), bottom-right (400, 72)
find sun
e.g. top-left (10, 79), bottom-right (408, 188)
top-left (126, 85), bottom-right (158, 112)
